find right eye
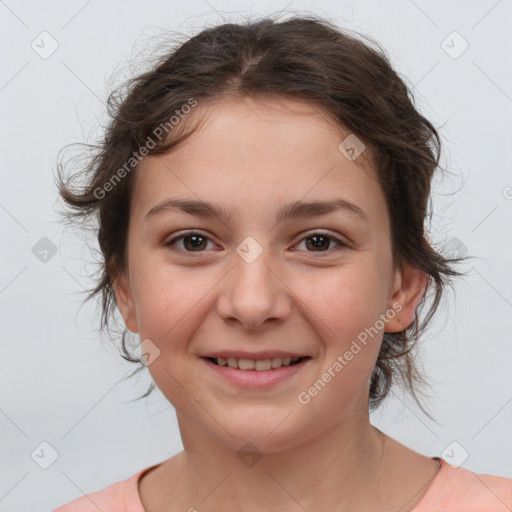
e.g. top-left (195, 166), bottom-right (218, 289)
top-left (165, 231), bottom-right (217, 253)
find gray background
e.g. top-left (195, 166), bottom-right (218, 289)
top-left (1, 1), bottom-right (511, 511)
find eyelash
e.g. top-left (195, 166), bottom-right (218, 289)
top-left (164, 230), bottom-right (349, 255)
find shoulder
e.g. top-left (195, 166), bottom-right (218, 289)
top-left (51, 465), bottom-right (157, 512)
top-left (415, 458), bottom-right (512, 511)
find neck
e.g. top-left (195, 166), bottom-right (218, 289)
top-left (170, 412), bottom-right (387, 511)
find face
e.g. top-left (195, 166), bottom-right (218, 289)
top-left (115, 96), bottom-right (426, 453)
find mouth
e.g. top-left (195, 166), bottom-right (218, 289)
top-left (202, 356), bottom-right (311, 371)
top-left (200, 355), bottom-right (312, 388)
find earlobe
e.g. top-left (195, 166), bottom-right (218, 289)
top-left (113, 273), bottom-right (139, 333)
top-left (384, 263), bottom-right (428, 333)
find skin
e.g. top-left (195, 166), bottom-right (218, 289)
top-left (114, 95), bottom-right (441, 512)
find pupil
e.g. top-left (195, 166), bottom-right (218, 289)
top-left (185, 235), bottom-right (206, 251)
top-left (306, 235), bottom-right (328, 251)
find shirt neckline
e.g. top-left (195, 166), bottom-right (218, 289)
top-left (126, 457), bottom-right (446, 511)
top-left (125, 462), bottom-right (162, 511)
top-left (410, 456), bottom-right (445, 511)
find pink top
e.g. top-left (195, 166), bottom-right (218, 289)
top-left (53, 457), bottom-right (512, 511)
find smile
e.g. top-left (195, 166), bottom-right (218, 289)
top-left (200, 356), bottom-right (312, 388)
top-left (206, 356), bottom-right (308, 371)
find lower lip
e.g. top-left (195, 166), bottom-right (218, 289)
top-left (200, 357), bottom-right (311, 388)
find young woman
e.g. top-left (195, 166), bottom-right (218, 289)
top-left (53, 14), bottom-right (512, 512)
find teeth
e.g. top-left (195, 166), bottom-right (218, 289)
top-left (238, 359), bottom-right (255, 370)
top-left (255, 359), bottom-right (272, 371)
top-left (215, 356), bottom-right (301, 371)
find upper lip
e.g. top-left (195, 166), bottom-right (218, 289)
top-left (201, 350), bottom-right (310, 360)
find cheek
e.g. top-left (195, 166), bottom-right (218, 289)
top-left (131, 266), bottom-right (216, 409)
top-left (134, 264), bottom-right (212, 342)
top-left (300, 263), bottom-right (387, 338)
top-left (292, 261), bottom-right (390, 395)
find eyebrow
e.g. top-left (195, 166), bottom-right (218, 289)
top-left (144, 197), bottom-right (369, 224)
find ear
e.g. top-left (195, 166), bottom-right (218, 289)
top-left (384, 261), bottom-right (429, 333)
top-left (113, 272), bottom-right (139, 333)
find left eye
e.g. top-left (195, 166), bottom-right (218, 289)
top-left (293, 231), bottom-right (347, 253)
top-left (165, 231), bottom-right (348, 254)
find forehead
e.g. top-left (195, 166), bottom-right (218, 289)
top-left (131, 95), bottom-right (386, 228)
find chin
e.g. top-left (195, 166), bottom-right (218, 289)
top-left (209, 413), bottom-right (310, 455)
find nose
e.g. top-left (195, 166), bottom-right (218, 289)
top-left (216, 242), bottom-right (292, 331)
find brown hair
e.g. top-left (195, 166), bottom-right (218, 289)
top-left (55, 14), bottom-right (468, 418)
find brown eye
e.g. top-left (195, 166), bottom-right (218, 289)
top-left (294, 231), bottom-right (348, 253)
top-left (165, 230), bottom-right (349, 255)
top-left (166, 231), bottom-right (215, 252)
